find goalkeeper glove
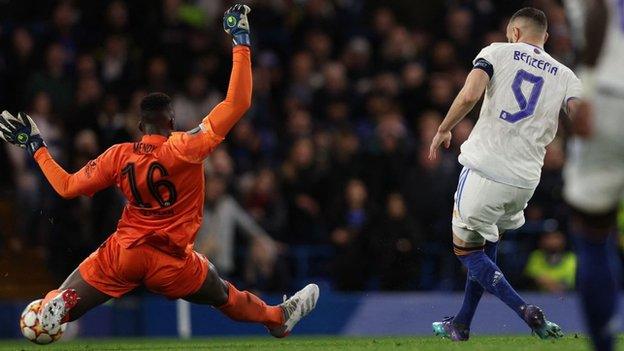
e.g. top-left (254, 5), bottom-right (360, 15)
top-left (0, 110), bottom-right (46, 156)
top-left (223, 4), bottom-right (251, 47)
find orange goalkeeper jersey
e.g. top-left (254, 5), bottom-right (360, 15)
top-left (33, 46), bottom-right (252, 257)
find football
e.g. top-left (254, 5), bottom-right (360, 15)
top-left (19, 299), bottom-right (66, 345)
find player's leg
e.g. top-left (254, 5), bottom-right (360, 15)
top-left (452, 232), bottom-right (564, 339)
top-left (434, 169), bottom-right (501, 340)
top-left (452, 239), bottom-right (499, 329)
top-left (183, 261), bottom-right (229, 305)
top-left (450, 172), bottom-right (526, 320)
top-left (453, 233), bottom-right (526, 316)
top-left (184, 261), bottom-right (284, 325)
top-left (39, 236), bottom-right (136, 331)
top-left (40, 268), bottom-right (112, 329)
top-left (433, 232), bottom-right (488, 341)
top-left (436, 170), bottom-right (561, 339)
top-left (175, 253), bottom-right (319, 338)
top-left (459, 190), bottom-right (563, 339)
top-left (434, 234), bottom-right (513, 341)
top-left (570, 209), bottom-right (620, 351)
top-left (564, 93), bottom-right (624, 351)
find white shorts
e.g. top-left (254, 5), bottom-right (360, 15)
top-left (564, 92), bottom-right (624, 214)
top-left (452, 168), bottom-right (535, 244)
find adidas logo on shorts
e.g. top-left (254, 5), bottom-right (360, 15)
top-left (492, 271), bottom-right (503, 286)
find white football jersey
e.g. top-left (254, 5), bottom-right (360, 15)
top-left (459, 42), bottom-right (582, 189)
top-left (595, 0), bottom-right (624, 93)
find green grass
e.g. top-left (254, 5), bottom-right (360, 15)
top-left (0, 335), bottom-right (621, 351)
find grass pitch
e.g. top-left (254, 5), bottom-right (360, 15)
top-left (0, 335), bottom-right (617, 351)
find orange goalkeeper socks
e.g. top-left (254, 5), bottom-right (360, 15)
top-left (218, 281), bottom-right (284, 327)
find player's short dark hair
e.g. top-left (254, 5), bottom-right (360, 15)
top-left (510, 7), bottom-right (547, 32)
top-left (140, 92), bottom-right (172, 123)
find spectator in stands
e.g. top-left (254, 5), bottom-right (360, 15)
top-left (281, 138), bottom-right (326, 244)
top-left (28, 43), bottom-right (73, 113)
top-left (172, 73), bottom-right (221, 131)
top-left (330, 178), bottom-right (377, 291)
top-left (365, 112), bottom-right (409, 202)
top-left (372, 192), bottom-right (423, 290)
top-left (196, 175), bottom-right (277, 279)
top-left (205, 147), bottom-right (235, 181)
top-left (5, 27), bottom-right (36, 110)
top-left (104, 1), bottom-right (131, 38)
top-left (100, 35), bottom-right (136, 96)
top-left (228, 120), bottom-right (265, 174)
top-left (243, 168), bottom-right (288, 242)
top-left (525, 230), bottom-right (577, 293)
top-left (402, 111), bottom-right (459, 289)
top-left (97, 94), bottom-right (133, 148)
top-left (6, 92), bottom-right (64, 252)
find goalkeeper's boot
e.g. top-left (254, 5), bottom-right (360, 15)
top-left (39, 289), bottom-right (79, 332)
top-left (432, 316), bottom-right (470, 341)
top-left (521, 304), bottom-right (563, 339)
top-left (268, 284), bottom-right (320, 338)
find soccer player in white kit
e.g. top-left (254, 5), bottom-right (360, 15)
top-left (428, 8), bottom-right (581, 341)
top-left (564, 0), bottom-right (624, 350)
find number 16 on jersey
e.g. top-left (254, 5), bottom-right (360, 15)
top-left (121, 162), bottom-right (177, 208)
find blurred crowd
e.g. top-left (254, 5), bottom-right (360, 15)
top-left (0, 0), bottom-right (587, 293)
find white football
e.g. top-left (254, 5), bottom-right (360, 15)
top-left (19, 299), bottom-right (66, 344)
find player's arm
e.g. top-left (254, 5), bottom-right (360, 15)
top-left (169, 4), bottom-right (252, 163)
top-left (567, 97), bottom-right (593, 137)
top-left (566, 97), bottom-right (581, 117)
top-left (428, 68), bottom-right (489, 160)
top-left (583, 0), bottom-right (608, 68)
top-left (570, 0), bottom-right (608, 138)
top-left (0, 111), bottom-right (116, 199)
top-left (202, 45), bottom-right (252, 137)
top-left (33, 147), bottom-right (117, 199)
top-left (206, 4), bottom-right (253, 137)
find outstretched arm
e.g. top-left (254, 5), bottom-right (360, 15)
top-left (204, 4), bottom-right (253, 136)
top-left (33, 147), bottom-right (116, 199)
top-left (168, 4), bottom-right (253, 163)
top-left (428, 69), bottom-right (489, 160)
top-left (569, 0), bottom-right (608, 138)
top-left (204, 45), bottom-right (252, 137)
top-left (0, 111), bottom-right (116, 199)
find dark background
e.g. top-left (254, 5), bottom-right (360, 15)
top-left (0, 0), bottom-right (590, 298)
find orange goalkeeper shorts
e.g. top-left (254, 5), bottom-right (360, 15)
top-left (78, 234), bottom-right (208, 299)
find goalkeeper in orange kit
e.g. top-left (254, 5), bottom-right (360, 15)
top-left (0, 4), bottom-right (318, 338)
